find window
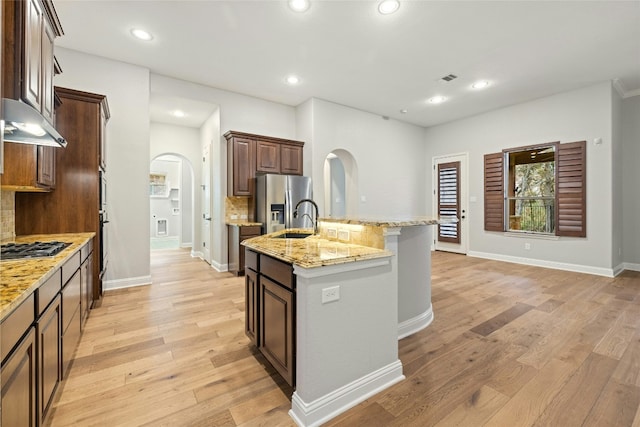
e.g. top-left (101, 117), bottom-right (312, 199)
top-left (484, 140), bottom-right (586, 237)
top-left (506, 143), bottom-right (556, 234)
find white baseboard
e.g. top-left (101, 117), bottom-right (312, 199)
top-left (181, 242), bottom-right (192, 248)
top-left (623, 262), bottom-right (640, 272)
top-left (103, 275), bottom-right (152, 291)
top-left (398, 305), bottom-right (434, 340)
top-left (467, 251), bottom-right (616, 278)
top-left (190, 250), bottom-right (203, 259)
top-left (289, 360), bottom-right (404, 427)
top-left (211, 260), bottom-right (228, 273)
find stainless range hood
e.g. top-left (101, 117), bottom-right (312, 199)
top-left (2, 98), bottom-right (67, 147)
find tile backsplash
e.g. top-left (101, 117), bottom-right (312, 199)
top-left (225, 196), bottom-right (253, 222)
top-left (1, 191), bottom-right (16, 242)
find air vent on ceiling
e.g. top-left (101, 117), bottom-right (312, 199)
top-left (440, 74), bottom-right (458, 82)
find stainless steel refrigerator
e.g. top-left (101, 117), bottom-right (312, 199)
top-left (256, 174), bottom-right (314, 234)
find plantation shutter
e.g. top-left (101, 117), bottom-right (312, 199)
top-left (438, 161), bottom-right (461, 243)
top-left (484, 153), bottom-right (504, 231)
top-left (556, 140), bottom-right (586, 237)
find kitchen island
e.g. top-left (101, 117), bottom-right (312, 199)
top-left (243, 216), bottom-right (447, 427)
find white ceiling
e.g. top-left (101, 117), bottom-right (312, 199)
top-left (54, 1), bottom-right (640, 129)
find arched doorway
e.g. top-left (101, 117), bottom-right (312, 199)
top-left (149, 153), bottom-right (195, 251)
top-left (323, 149), bottom-right (359, 217)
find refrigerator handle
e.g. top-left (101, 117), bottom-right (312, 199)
top-left (285, 190), bottom-right (291, 229)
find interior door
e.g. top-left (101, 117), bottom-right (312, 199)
top-left (201, 143), bottom-right (211, 263)
top-left (433, 153), bottom-right (468, 254)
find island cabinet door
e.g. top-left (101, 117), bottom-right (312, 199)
top-left (259, 276), bottom-right (294, 387)
top-left (245, 268), bottom-right (259, 346)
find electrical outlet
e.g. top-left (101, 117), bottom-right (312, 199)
top-left (240, 214), bottom-right (247, 219)
top-left (338, 229), bottom-right (350, 241)
top-left (230, 214), bottom-right (238, 219)
top-left (524, 243), bottom-right (531, 250)
top-left (327, 228), bottom-right (337, 238)
top-left (322, 286), bottom-right (340, 304)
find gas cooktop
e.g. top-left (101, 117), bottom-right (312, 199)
top-left (1, 241), bottom-right (71, 260)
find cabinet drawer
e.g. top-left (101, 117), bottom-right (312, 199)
top-left (240, 226), bottom-right (261, 237)
top-left (37, 269), bottom-right (62, 315)
top-left (261, 255), bottom-right (294, 290)
top-left (1, 293), bottom-right (35, 364)
top-left (245, 249), bottom-right (258, 271)
top-left (62, 251), bottom-right (81, 286)
top-left (80, 241), bottom-right (92, 261)
top-left (62, 270), bottom-right (81, 333)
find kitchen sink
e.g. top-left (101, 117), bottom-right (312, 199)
top-left (272, 232), bottom-right (313, 239)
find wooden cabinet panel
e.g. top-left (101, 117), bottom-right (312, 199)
top-left (245, 268), bottom-right (258, 346)
top-left (37, 269), bottom-right (61, 315)
top-left (61, 305), bottom-right (80, 378)
top-left (62, 270), bottom-right (81, 333)
top-left (261, 255), bottom-right (294, 290)
top-left (1, 293), bottom-right (35, 363)
top-left (256, 140), bottom-right (280, 173)
top-left (227, 137), bottom-right (255, 196)
top-left (81, 253), bottom-right (93, 328)
top-left (1, 327), bottom-right (37, 427)
top-left (37, 294), bottom-right (61, 425)
top-left (1, 143), bottom-right (55, 191)
top-left (40, 19), bottom-right (55, 123)
top-left (259, 275), bottom-right (294, 386)
top-left (281, 144), bottom-right (303, 175)
top-left (24, 0), bottom-right (43, 112)
top-left (228, 226), bottom-right (262, 275)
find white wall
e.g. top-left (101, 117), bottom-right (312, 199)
top-left (55, 47), bottom-right (151, 288)
top-left (150, 122), bottom-right (202, 249)
top-left (622, 95), bottom-right (640, 267)
top-left (302, 98), bottom-right (427, 218)
top-left (424, 82), bottom-right (615, 274)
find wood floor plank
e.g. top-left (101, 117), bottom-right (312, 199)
top-left (470, 302), bottom-right (535, 337)
top-left (581, 379), bottom-right (640, 427)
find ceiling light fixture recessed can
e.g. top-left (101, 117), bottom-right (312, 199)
top-left (131, 28), bottom-right (153, 41)
top-left (172, 110), bottom-right (186, 118)
top-left (471, 80), bottom-right (490, 90)
top-left (428, 96), bottom-right (447, 104)
top-left (286, 75), bottom-right (300, 85)
top-left (378, 0), bottom-right (400, 15)
top-left (288, 0), bottom-right (311, 12)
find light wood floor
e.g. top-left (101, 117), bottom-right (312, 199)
top-left (46, 249), bottom-right (640, 426)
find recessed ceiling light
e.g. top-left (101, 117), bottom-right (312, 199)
top-left (378, 0), bottom-right (400, 15)
top-left (288, 0), bottom-right (310, 12)
top-left (400, 109), bottom-right (408, 114)
top-left (428, 96), bottom-right (447, 104)
top-left (131, 28), bottom-right (153, 41)
top-left (471, 80), bottom-right (490, 90)
top-left (172, 110), bottom-right (186, 118)
top-left (286, 75), bottom-right (300, 85)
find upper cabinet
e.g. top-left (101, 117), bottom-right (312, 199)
top-left (2, 0), bottom-right (64, 123)
top-left (225, 131), bottom-right (304, 197)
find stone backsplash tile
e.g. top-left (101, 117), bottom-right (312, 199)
top-left (1, 191), bottom-right (16, 242)
top-left (225, 196), bottom-right (252, 222)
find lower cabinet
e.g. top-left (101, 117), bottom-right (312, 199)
top-left (80, 251), bottom-right (93, 328)
top-left (245, 249), bottom-right (296, 387)
top-left (228, 225), bottom-right (262, 276)
top-left (1, 327), bottom-right (37, 427)
top-left (61, 270), bottom-right (82, 377)
top-left (259, 275), bottom-right (295, 386)
top-left (37, 295), bottom-right (62, 425)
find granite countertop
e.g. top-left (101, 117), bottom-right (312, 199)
top-left (226, 221), bottom-right (263, 227)
top-left (1, 233), bottom-right (95, 320)
top-left (242, 229), bottom-right (392, 269)
top-left (318, 216), bottom-right (457, 227)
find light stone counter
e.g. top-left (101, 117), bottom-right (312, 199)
top-left (225, 221), bottom-right (263, 227)
top-left (242, 228), bottom-right (392, 269)
top-left (318, 216), bottom-right (447, 227)
top-left (0, 233), bottom-right (95, 320)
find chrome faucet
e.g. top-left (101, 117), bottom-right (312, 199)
top-left (294, 199), bottom-right (319, 234)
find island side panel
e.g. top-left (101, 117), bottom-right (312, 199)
top-left (396, 225), bottom-right (434, 338)
top-left (291, 257), bottom-right (403, 426)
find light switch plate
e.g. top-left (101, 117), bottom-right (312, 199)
top-left (327, 228), bottom-right (337, 238)
top-left (338, 230), bottom-right (350, 241)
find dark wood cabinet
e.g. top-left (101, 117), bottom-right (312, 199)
top-left (80, 245), bottom-right (93, 329)
top-left (16, 88), bottom-right (110, 304)
top-left (225, 131), bottom-right (304, 197)
top-left (2, 0), bottom-right (63, 123)
top-left (245, 267), bottom-right (258, 346)
top-left (1, 327), bottom-right (37, 427)
top-left (228, 225), bottom-right (261, 275)
top-left (280, 143), bottom-right (303, 175)
top-left (227, 136), bottom-right (255, 196)
top-left (259, 273), bottom-right (295, 387)
top-left (255, 140), bottom-right (280, 173)
top-left (1, 143), bottom-right (56, 191)
top-left (37, 294), bottom-right (61, 425)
